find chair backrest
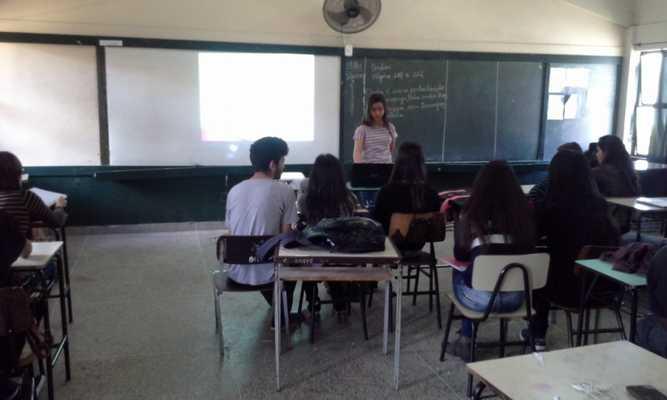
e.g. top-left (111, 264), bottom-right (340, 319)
top-left (216, 235), bottom-right (273, 264)
top-left (389, 212), bottom-right (446, 243)
top-left (471, 253), bottom-right (550, 292)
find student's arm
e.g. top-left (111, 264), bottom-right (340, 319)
top-left (453, 218), bottom-right (472, 262)
top-left (353, 126), bottom-right (365, 163)
top-left (25, 191), bottom-right (67, 228)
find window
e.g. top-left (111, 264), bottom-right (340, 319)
top-left (634, 51), bottom-right (666, 157)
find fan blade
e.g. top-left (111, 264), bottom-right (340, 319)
top-left (358, 6), bottom-right (374, 24)
top-left (329, 10), bottom-right (351, 26)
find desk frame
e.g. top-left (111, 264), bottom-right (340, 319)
top-left (273, 244), bottom-right (402, 391)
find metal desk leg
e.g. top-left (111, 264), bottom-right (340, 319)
top-left (636, 214), bottom-right (642, 242)
top-left (393, 267), bottom-right (402, 390)
top-left (274, 276), bottom-right (281, 392)
top-left (630, 288), bottom-right (639, 343)
top-left (383, 279), bottom-right (390, 355)
top-left (61, 227), bottom-right (73, 324)
top-left (576, 271), bottom-right (587, 347)
top-left (42, 287), bottom-right (55, 400)
top-left (57, 254), bottom-right (71, 381)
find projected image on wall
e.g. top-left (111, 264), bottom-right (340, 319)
top-left (199, 52), bottom-right (315, 143)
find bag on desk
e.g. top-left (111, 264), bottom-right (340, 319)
top-left (600, 242), bottom-right (659, 275)
top-left (300, 217), bottom-right (386, 253)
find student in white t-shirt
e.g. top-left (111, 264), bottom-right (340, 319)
top-left (225, 137), bottom-right (298, 307)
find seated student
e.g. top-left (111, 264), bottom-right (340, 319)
top-left (0, 152), bottom-right (67, 238)
top-left (584, 142), bottom-right (599, 168)
top-left (373, 142), bottom-right (440, 249)
top-left (528, 142), bottom-right (583, 209)
top-left (449, 161), bottom-right (536, 360)
top-left (297, 154), bottom-right (360, 319)
top-left (526, 150), bottom-right (620, 350)
top-left (637, 246), bottom-right (667, 358)
top-left (225, 137), bottom-right (298, 312)
top-left (592, 135), bottom-right (639, 233)
top-left (1, 210), bottom-right (31, 400)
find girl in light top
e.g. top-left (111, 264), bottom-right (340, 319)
top-left (353, 93), bottom-right (398, 164)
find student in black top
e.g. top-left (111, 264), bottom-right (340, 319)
top-left (1, 210), bottom-right (31, 400)
top-left (373, 142), bottom-right (440, 242)
top-left (527, 150), bottom-right (620, 349)
top-left (592, 135), bottom-right (639, 234)
top-left (637, 246), bottom-right (667, 358)
top-left (449, 161), bottom-right (536, 360)
top-left (527, 142), bottom-right (583, 209)
top-left (297, 154), bottom-right (360, 317)
top-left (584, 142), bottom-right (599, 168)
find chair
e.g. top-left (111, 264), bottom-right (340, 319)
top-left (439, 253), bottom-right (550, 398)
top-left (389, 212), bottom-right (446, 328)
top-left (551, 245), bottom-right (627, 347)
top-left (211, 235), bottom-right (291, 356)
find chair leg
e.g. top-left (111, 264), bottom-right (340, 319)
top-left (614, 304), bottom-right (628, 341)
top-left (217, 293), bottom-right (225, 356)
top-left (361, 288), bottom-right (369, 340)
top-left (564, 310), bottom-right (574, 348)
top-left (593, 309), bottom-right (601, 344)
top-left (467, 322), bottom-right (479, 398)
top-left (310, 284), bottom-right (316, 344)
top-left (499, 319), bottom-right (507, 358)
top-left (412, 267), bottom-right (420, 306)
top-left (584, 307), bottom-right (591, 345)
top-left (428, 267), bottom-right (434, 312)
top-left (213, 287), bottom-right (220, 334)
top-left (281, 288), bottom-right (291, 349)
top-left (389, 282), bottom-right (394, 333)
top-left (368, 283), bottom-right (374, 309)
top-left (439, 302), bottom-right (456, 361)
top-left (297, 283), bottom-right (305, 314)
top-left (432, 263), bottom-right (442, 329)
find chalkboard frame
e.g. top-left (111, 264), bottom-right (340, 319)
top-left (0, 31), bottom-right (622, 166)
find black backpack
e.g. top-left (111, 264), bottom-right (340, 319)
top-left (300, 217), bottom-right (386, 253)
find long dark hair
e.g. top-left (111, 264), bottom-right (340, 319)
top-left (304, 154), bottom-right (355, 225)
top-left (598, 135), bottom-right (639, 195)
top-left (389, 142), bottom-right (428, 210)
top-left (545, 150), bottom-right (619, 244)
top-left (362, 92), bottom-right (390, 128)
top-left (0, 151), bottom-right (22, 191)
top-left (462, 160), bottom-right (535, 247)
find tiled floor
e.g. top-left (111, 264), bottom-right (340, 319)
top-left (45, 223), bottom-right (632, 399)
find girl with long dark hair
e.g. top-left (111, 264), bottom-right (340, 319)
top-left (593, 135), bottom-right (639, 233)
top-left (298, 154), bottom-right (360, 317)
top-left (353, 93), bottom-right (397, 164)
top-left (527, 150), bottom-right (620, 349)
top-left (372, 142), bottom-right (440, 243)
top-left (448, 161), bottom-right (535, 360)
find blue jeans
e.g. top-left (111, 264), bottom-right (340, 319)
top-left (452, 271), bottom-right (525, 337)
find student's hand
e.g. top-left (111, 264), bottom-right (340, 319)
top-left (22, 240), bottom-right (33, 258)
top-left (56, 197), bottom-right (68, 209)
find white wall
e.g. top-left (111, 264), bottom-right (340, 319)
top-left (634, 0), bottom-right (667, 47)
top-left (0, 0), bottom-right (626, 55)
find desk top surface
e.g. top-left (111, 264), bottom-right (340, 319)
top-left (606, 197), bottom-right (667, 212)
top-left (576, 258), bottom-right (647, 287)
top-left (468, 341), bottom-right (667, 400)
top-left (11, 241), bottom-right (63, 269)
top-left (277, 237), bottom-right (401, 263)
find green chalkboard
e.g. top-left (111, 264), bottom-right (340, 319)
top-left (342, 57), bottom-right (447, 162)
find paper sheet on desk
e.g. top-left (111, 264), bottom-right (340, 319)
top-left (30, 188), bottom-right (67, 207)
top-left (440, 256), bottom-right (471, 272)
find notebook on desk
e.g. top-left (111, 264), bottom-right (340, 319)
top-left (636, 197), bottom-right (667, 208)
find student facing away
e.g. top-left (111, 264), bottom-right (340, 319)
top-left (449, 161), bottom-right (536, 360)
top-left (372, 142), bottom-right (440, 248)
top-left (297, 154), bottom-right (360, 318)
top-left (0, 152), bottom-right (67, 238)
top-left (637, 246), bottom-right (667, 358)
top-left (527, 150), bottom-right (620, 348)
top-left (592, 135), bottom-right (639, 234)
top-left (224, 137), bottom-right (298, 308)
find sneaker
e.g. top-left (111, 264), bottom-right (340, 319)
top-left (520, 328), bottom-right (546, 352)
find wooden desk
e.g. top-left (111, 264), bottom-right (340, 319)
top-left (467, 341), bottom-right (667, 400)
top-left (273, 238), bottom-right (402, 391)
top-left (576, 259), bottom-right (647, 343)
top-left (606, 197), bottom-right (667, 241)
top-left (11, 241), bottom-right (71, 400)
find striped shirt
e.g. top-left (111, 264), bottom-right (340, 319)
top-left (354, 123), bottom-right (397, 164)
top-left (0, 190), bottom-right (67, 237)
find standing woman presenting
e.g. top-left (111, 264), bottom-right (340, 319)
top-left (353, 93), bottom-right (398, 164)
